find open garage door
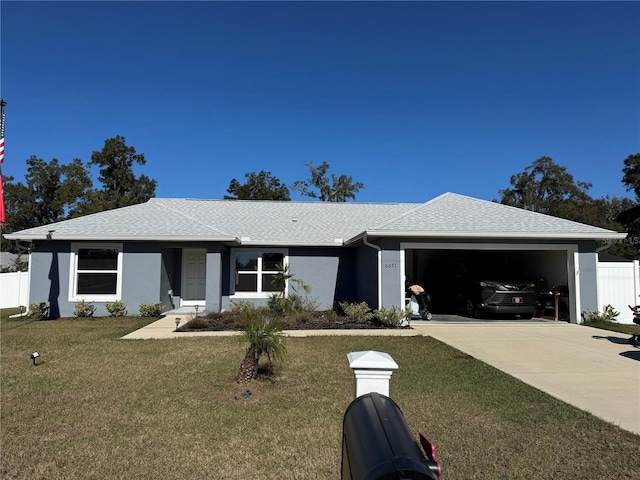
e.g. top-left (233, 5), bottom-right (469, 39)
top-left (403, 243), bottom-right (574, 321)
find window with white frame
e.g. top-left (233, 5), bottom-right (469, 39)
top-left (70, 243), bottom-right (122, 301)
top-left (232, 250), bottom-right (286, 296)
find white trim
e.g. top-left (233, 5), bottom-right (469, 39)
top-left (573, 252), bottom-right (581, 324)
top-left (69, 243), bottom-right (123, 302)
top-left (346, 230), bottom-right (626, 245)
top-left (229, 248), bottom-right (288, 299)
top-left (402, 242), bottom-right (579, 252)
top-left (399, 241), bottom-right (579, 322)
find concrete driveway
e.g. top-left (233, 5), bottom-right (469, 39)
top-left (413, 321), bottom-right (640, 435)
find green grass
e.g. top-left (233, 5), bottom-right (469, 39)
top-left (584, 319), bottom-right (640, 335)
top-left (1, 312), bottom-right (639, 479)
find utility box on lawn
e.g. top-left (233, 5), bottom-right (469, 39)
top-left (342, 392), bottom-right (441, 480)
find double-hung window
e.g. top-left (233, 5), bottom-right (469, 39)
top-left (70, 243), bottom-right (122, 301)
top-left (232, 250), bottom-right (286, 296)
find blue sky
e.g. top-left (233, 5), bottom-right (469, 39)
top-left (1, 1), bottom-right (639, 204)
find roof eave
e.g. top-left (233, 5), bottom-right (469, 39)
top-left (3, 234), bottom-right (241, 243)
top-left (237, 240), bottom-right (345, 247)
top-left (345, 230), bottom-right (627, 245)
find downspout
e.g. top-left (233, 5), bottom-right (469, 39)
top-left (363, 236), bottom-right (382, 309)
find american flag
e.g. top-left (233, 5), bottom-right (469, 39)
top-left (0, 108), bottom-right (4, 164)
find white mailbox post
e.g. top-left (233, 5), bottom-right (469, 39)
top-left (347, 350), bottom-right (399, 398)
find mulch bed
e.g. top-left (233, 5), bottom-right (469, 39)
top-left (177, 310), bottom-right (394, 332)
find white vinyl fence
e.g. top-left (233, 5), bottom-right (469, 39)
top-left (596, 260), bottom-right (640, 324)
top-left (0, 271), bottom-right (30, 309)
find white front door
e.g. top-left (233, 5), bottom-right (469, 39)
top-left (182, 249), bottom-right (206, 306)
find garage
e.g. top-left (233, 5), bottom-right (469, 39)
top-left (403, 242), bottom-right (573, 320)
top-left (353, 194), bottom-right (624, 324)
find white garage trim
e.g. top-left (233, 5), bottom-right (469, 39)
top-left (400, 242), bottom-right (581, 323)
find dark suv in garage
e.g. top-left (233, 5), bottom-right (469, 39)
top-left (464, 279), bottom-right (538, 319)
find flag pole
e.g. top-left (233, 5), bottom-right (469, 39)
top-left (0, 98), bottom-right (6, 229)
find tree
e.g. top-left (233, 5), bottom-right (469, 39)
top-left (291, 161), bottom-right (364, 202)
top-left (77, 135), bottom-right (156, 215)
top-left (224, 170), bottom-right (290, 200)
top-left (2, 136), bottom-right (156, 252)
top-left (499, 155), bottom-right (636, 258)
top-left (498, 156), bottom-right (594, 220)
top-left (235, 317), bottom-right (287, 384)
top-left (621, 153), bottom-right (640, 199)
top-left (1, 157), bottom-right (92, 250)
top-left (616, 153), bottom-right (640, 249)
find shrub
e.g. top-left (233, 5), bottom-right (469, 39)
top-left (105, 301), bottom-right (127, 317)
top-left (268, 293), bottom-right (320, 316)
top-left (268, 294), bottom-right (298, 315)
top-left (582, 304), bottom-right (620, 323)
top-left (229, 300), bottom-right (263, 320)
top-left (373, 306), bottom-right (408, 327)
top-left (299, 296), bottom-right (320, 312)
top-left (74, 300), bottom-right (96, 318)
top-left (184, 317), bottom-right (210, 330)
top-left (139, 303), bottom-right (164, 317)
top-left (339, 301), bottom-right (373, 323)
top-left (236, 316), bottom-right (287, 383)
top-left (27, 302), bottom-right (49, 320)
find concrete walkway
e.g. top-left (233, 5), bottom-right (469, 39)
top-left (122, 315), bottom-right (640, 435)
top-left (413, 322), bottom-right (640, 436)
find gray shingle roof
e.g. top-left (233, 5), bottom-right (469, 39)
top-left (365, 193), bottom-right (622, 240)
top-left (4, 192), bottom-right (625, 245)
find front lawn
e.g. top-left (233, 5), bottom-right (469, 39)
top-left (584, 319), bottom-right (640, 336)
top-left (1, 313), bottom-right (639, 479)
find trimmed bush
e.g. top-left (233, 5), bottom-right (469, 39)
top-left (74, 300), bottom-right (97, 318)
top-left (27, 302), bottom-right (49, 320)
top-left (373, 306), bottom-right (407, 327)
top-left (105, 301), bottom-right (127, 317)
top-left (138, 303), bottom-right (164, 318)
top-left (339, 301), bottom-right (373, 323)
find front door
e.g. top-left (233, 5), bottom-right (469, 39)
top-left (182, 249), bottom-right (206, 306)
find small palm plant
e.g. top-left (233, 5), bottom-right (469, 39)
top-left (236, 316), bottom-right (287, 384)
top-left (268, 263), bottom-right (311, 314)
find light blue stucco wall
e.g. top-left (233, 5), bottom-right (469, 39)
top-left (380, 240), bottom-right (403, 309)
top-left (27, 237), bottom-right (602, 322)
top-left (120, 244), bottom-right (163, 314)
top-left (221, 247), bottom-right (357, 311)
top-left (28, 242), bottom-right (72, 318)
top-left (577, 247), bottom-right (599, 315)
top-left (29, 241), bottom-right (179, 318)
top-left (288, 253), bottom-right (338, 310)
top-left (288, 247), bottom-right (356, 310)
